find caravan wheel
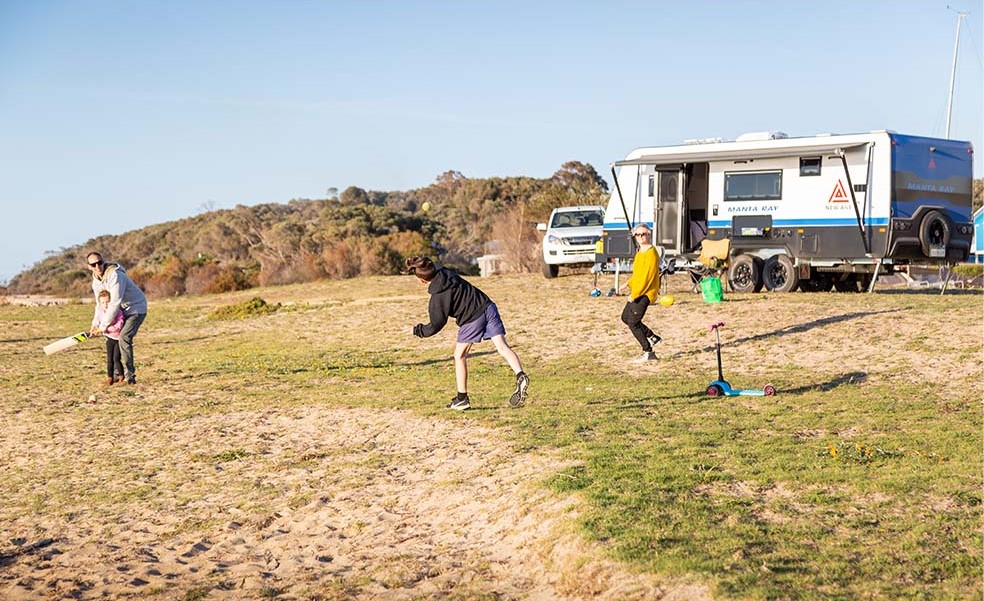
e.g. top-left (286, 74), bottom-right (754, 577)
top-left (763, 254), bottom-right (799, 293)
top-left (728, 254), bottom-right (763, 293)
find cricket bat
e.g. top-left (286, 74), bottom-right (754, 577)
top-left (43, 331), bottom-right (92, 356)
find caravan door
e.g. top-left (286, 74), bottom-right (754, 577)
top-left (654, 168), bottom-right (685, 255)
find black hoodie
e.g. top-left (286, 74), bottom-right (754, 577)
top-left (414, 268), bottom-right (490, 338)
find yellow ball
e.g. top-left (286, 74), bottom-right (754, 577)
top-left (659, 295), bottom-right (675, 307)
top-left (421, 201), bottom-right (431, 212)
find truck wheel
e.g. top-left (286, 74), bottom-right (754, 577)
top-left (542, 263), bottom-right (559, 279)
top-left (918, 210), bottom-right (951, 257)
top-left (728, 254), bottom-right (763, 293)
top-left (762, 254), bottom-right (799, 293)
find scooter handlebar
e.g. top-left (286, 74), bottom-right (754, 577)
top-left (710, 321), bottom-right (725, 331)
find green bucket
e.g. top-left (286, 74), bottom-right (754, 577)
top-left (700, 276), bottom-right (724, 303)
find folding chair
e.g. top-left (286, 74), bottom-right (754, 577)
top-left (689, 238), bottom-right (731, 292)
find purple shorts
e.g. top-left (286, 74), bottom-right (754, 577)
top-left (457, 302), bottom-right (506, 344)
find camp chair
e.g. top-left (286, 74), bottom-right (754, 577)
top-left (699, 238), bottom-right (731, 271)
top-left (690, 237), bottom-right (731, 292)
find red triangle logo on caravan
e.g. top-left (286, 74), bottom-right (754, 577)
top-left (828, 180), bottom-right (849, 203)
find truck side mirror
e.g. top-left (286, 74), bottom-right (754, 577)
top-left (536, 223), bottom-right (547, 232)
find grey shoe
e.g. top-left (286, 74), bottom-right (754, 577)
top-left (509, 372), bottom-right (529, 408)
top-left (632, 351), bottom-right (657, 363)
top-left (447, 396), bottom-right (471, 411)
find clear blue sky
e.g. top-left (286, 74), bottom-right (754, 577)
top-left (1, 0), bottom-right (981, 283)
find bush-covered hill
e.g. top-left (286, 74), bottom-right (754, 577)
top-left (7, 161), bottom-right (608, 298)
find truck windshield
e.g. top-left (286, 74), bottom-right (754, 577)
top-left (550, 210), bottom-right (604, 228)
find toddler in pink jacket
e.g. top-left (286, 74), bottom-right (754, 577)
top-left (93, 290), bottom-right (125, 384)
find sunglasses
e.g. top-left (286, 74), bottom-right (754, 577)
top-left (633, 232), bottom-right (650, 237)
top-left (87, 260), bottom-right (103, 267)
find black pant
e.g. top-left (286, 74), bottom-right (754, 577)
top-left (106, 338), bottom-right (123, 378)
top-left (621, 296), bottom-right (656, 352)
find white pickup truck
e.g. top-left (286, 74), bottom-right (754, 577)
top-left (536, 205), bottom-right (605, 278)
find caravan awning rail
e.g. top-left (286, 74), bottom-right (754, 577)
top-left (612, 142), bottom-right (869, 167)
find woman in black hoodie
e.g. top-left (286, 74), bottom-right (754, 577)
top-left (406, 256), bottom-right (529, 411)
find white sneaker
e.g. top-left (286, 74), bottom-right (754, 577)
top-left (632, 351), bottom-right (657, 363)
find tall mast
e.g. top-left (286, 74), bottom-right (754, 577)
top-left (945, 10), bottom-right (967, 139)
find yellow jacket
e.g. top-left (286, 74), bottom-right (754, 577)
top-left (627, 246), bottom-right (661, 302)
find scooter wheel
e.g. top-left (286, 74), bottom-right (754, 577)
top-left (706, 384), bottom-right (724, 397)
top-left (763, 385), bottom-right (777, 396)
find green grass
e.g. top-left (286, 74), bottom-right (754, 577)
top-left (1, 274), bottom-right (981, 599)
top-left (206, 296), bottom-right (282, 320)
top-left (540, 382), bottom-right (978, 599)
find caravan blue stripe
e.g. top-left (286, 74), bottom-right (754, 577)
top-left (707, 218), bottom-right (890, 227)
top-left (603, 222), bottom-right (653, 230)
top-left (606, 218), bottom-right (890, 229)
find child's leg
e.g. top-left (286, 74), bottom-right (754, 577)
top-left (105, 340), bottom-right (115, 377)
top-left (490, 334), bottom-right (523, 374)
top-left (453, 342), bottom-right (472, 394)
top-left (111, 340), bottom-right (123, 377)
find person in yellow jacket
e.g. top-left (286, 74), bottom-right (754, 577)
top-left (620, 224), bottom-right (663, 362)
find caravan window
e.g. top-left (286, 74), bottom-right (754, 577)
top-left (723, 171), bottom-right (782, 201)
top-left (799, 157), bottom-right (822, 176)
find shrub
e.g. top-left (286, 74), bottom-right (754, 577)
top-left (186, 262), bottom-right (258, 294)
top-left (136, 272), bottom-right (185, 298)
top-left (255, 254), bottom-right (323, 287)
top-left (207, 297), bottom-right (281, 321)
top-left (953, 264), bottom-right (983, 277)
top-left (131, 254), bottom-right (188, 298)
top-left (379, 231), bottom-right (432, 265)
top-left (322, 240), bottom-right (361, 279)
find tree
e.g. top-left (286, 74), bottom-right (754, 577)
top-left (7, 161), bottom-right (615, 293)
top-left (490, 204), bottom-right (541, 274)
top-left (551, 161), bottom-right (609, 197)
top-left (339, 186), bottom-right (368, 205)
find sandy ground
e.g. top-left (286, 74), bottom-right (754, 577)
top-left (2, 272), bottom-right (980, 600)
top-left (0, 404), bottom-right (711, 600)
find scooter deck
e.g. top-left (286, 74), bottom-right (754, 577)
top-left (706, 380), bottom-right (774, 397)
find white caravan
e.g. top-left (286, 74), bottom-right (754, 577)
top-left (596, 131), bottom-right (975, 292)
